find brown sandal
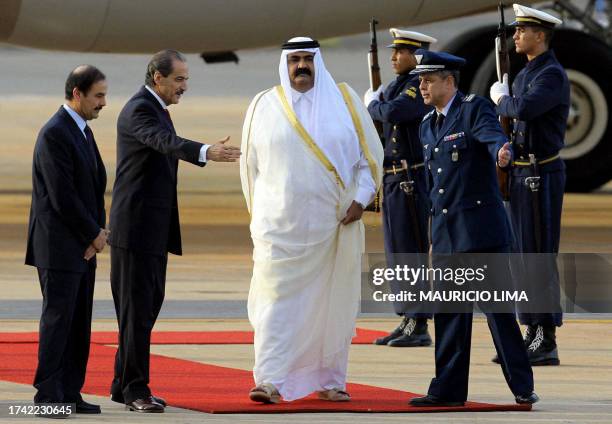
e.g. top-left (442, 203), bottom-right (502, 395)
top-left (317, 388), bottom-right (351, 402)
top-left (249, 383), bottom-right (281, 404)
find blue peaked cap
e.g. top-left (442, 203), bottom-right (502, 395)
top-left (410, 50), bottom-right (466, 75)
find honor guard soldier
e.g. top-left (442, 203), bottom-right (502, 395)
top-left (408, 50), bottom-right (538, 407)
top-left (364, 29), bottom-right (436, 347)
top-left (490, 4), bottom-right (568, 366)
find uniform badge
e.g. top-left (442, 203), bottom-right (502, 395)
top-left (443, 132), bottom-right (465, 142)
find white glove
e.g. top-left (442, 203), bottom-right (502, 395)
top-left (490, 73), bottom-right (509, 105)
top-left (364, 84), bottom-right (384, 106)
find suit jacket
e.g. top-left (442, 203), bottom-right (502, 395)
top-left (420, 93), bottom-right (511, 253)
top-left (25, 106), bottom-right (107, 272)
top-left (109, 86), bottom-right (204, 256)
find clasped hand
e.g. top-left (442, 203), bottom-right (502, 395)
top-left (84, 228), bottom-right (110, 261)
top-left (341, 201), bottom-right (364, 225)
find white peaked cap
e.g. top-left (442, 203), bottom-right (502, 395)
top-left (512, 4), bottom-right (563, 26)
top-left (387, 29), bottom-right (437, 49)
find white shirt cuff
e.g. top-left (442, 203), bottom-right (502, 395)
top-left (199, 144), bottom-right (210, 163)
top-left (354, 187), bottom-right (375, 209)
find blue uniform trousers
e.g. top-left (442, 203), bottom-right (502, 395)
top-left (427, 246), bottom-right (534, 402)
top-left (382, 171), bottom-right (432, 319)
top-left (428, 311), bottom-right (534, 401)
top-left (509, 165), bottom-right (565, 327)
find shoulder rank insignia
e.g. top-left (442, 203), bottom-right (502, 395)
top-left (463, 94), bottom-right (475, 102)
top-left (404, 86), bottom-right (417, 98)
top-left (422, 110), bottom-right (434, 121)
top-left (443, 132), bottom-right (465, 142)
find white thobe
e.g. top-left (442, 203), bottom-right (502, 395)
top-left (291, 88), bottom-right (376, 207)
top-left (240, 83), bottom-right (383, 401)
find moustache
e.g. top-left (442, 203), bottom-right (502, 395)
top-left (295, 68), bottom-right (312, 77)
top-left (176, 89), bottom-right (185, 95)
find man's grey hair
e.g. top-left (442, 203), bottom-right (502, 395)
top-left (145, 49), bottom-right (186, 87)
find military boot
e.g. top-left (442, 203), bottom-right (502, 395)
top-left (373, 316), bottom-right (410, 345)
top-left (492, 324), bottom-right (536, 364)
top-left (527, 325), bottom-right (560, 366)
top-left (387, 318), bottom-right (432, 347)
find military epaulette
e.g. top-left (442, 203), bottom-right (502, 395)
top-left (404, 86), bottom-right (417, 98)
top-left (462, 94), bottom-right (476, 102)
top-left (422, 110), bottom-right (435, 121)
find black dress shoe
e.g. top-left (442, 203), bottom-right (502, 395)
top-left (409, 394), bottom-right (465, 407)
top-left (126, 397), bottom-right (164, 413)
top-left (112, 394), bottom-right (166, 407)
top-left (515, 392), bottom-right (540, 404)
top-left (75, 399), bottom-right (101, 414)
top-left (388, 318), bottom-right (432, 347)
top-left (373, 317), bottom-right (409, 345)
top-left (151, 395), bottom-right (166, 407)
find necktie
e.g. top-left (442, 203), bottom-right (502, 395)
top-left (435, 112), bottom-right (445, 137)
top-left (83, 125), bottom-right (98, 171)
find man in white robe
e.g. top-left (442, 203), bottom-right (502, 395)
top-left (240, 37), bottom-right (383, 403)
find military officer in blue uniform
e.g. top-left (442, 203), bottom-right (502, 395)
top-left (408, 50), bottom-right (538, 407)
top-left (363, 29), bottom-right (436, 347)
top-left (490, 3), bottom-right (568, 366)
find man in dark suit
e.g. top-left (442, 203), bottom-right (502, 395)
top-left (405, 50), bottom-right (538, 407)
top-left (26, 65), bottom-right (109, 416)
top-left (109, 49), bottom-right (240, 413)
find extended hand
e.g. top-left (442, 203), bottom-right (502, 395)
top-left (206, 136), bottom-right (241, 162)
top-left (341, 201), bottom-right (364, 225)
top-left (489, 73), bottom-right (509, 105)
top-left (498, 142), bottom-right (512, 168)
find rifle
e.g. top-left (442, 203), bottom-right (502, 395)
top-left (368, 18), bottom-right (384, 137)
top-left (495, 2), bottom-right (511, 201)
top-left (365, 17), bottom-right (383, 212)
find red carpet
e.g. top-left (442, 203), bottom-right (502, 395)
top-left (0, 332), bottom-right (531, 414)
top-left (0, 328), bottom-right (387, 345)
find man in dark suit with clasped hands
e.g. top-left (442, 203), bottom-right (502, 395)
top-left (26, 65), bottom-right (109, 416)
top-left (108, 49), bottom-right (240, 413)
